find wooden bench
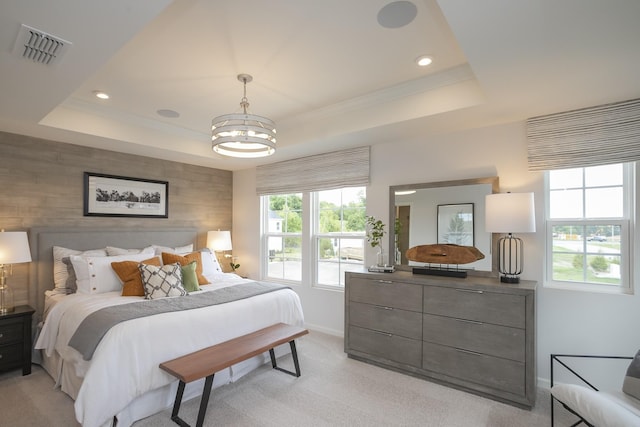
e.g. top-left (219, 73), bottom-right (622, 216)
top-left (159, 323), bottom-right (309, 427)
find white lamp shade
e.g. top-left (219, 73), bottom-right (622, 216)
top-left (485, 192), bottom-right (536, 233)
top-left (0, 231), bottom-right (32, 264)
top-left (207, 230), bottom-right (232, 251)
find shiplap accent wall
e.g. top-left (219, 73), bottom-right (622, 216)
top-left (0, 131), bottom-right (232, 305)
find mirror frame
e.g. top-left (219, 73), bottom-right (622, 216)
top-left (389, 176), bottom-right (500, 276)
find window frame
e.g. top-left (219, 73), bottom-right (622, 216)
top-left (544, 163), bottom-right (635, 294)
top-left (261, 193), bottom-right (304, 285)
top-left (260, 187), bottom-right (367, 290)
top-left (312, 189), bottom-right (366, 290)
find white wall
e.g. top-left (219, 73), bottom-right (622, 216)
top-left (233, 120), bottom-right (640, 385)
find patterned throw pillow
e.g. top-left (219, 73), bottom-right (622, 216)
top-left (623, 349), bottom-right (640, 400)
top-left (139, 263), bottom-right (186, 300)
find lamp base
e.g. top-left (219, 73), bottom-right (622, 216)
top-left (0, 281), bottom-right (15, 314)
top-left (497, 234), bottom-right (524, 285)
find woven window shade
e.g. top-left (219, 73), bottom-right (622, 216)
top-left (256, 146), bottom-right (370, 195)
top-left (527, 98), bottom-right (640, 171)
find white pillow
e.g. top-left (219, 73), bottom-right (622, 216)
top-left (152, 244), bottom-right (193, 256)
top-left (200, 248), bottom-right (223, 276)
top-left (105, 246), bottom-right (155, 256)
top-left (70, 252), bottom-right (154, 294)
top-left (53, 246), bottom-right (107, 295)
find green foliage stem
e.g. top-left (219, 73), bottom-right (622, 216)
top-left (366, 216), bottom-right (386, 248)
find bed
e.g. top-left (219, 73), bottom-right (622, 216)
top-left (29, 227), bottom-right (304, 427)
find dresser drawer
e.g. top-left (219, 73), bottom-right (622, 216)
top-left (0, 320), bottom-right (23, 345)
top-left (350, 301), bottom-right (422, 340)
top-left (423, 286), bottom-right (525, 328)
top-left (423, 341), bottom-right (525, 396)
top-left (423, 313), bottom-right (525, 361)
top-left (349, 277), bottom-right (422, 312)
top-left (0, 342), bottom-right (23, 369)
top-left (349, 325), bottom-right (422, 368)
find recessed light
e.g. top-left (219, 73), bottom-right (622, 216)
top-left (93, 90), bottom-right (109, 100)
top-left (416, 55), bottom-right (433, 67)
top-left (395, 190), bottom-right (416, 196)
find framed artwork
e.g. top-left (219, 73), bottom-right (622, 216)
top-left (437, 203), bottom-right (474, 246)
top-left (83, 172), bottom-right (168, 218)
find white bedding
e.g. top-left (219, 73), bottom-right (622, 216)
top-left (35, 273), bottom-right (304, 427)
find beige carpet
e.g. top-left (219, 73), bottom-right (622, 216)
top-left (1, 331), bottom-right (575, 426)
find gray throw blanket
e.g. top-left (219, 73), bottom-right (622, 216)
top-left (68, 281), bottom-right (290, 360)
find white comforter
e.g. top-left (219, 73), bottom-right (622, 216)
top-left (35, 274), bottom-right (304, 427)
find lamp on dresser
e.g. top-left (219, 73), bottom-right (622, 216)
top-left (485, 192), bottom-right (536, 283)
top-left (0, 230), bottom-right (32, 313)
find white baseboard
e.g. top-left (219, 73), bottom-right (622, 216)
top-left (304, 322), bottom-right (344, 338)
top-left (538, 377), bottom-right (551, 390)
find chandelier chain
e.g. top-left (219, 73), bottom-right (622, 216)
top-left (240, 77), bottom-right (249, 113)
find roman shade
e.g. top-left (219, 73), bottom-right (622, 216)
top-left (527, 98), bottom-right (640, 171)
top-left (256, 146), bottom-right (370, 195)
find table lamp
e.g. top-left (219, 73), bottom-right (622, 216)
top-left (0, 230), bottom-right (32, 313)
top-left (485, 193), bottom-right (536, 283)
top-left (207, 230), bottom-right (237, 271)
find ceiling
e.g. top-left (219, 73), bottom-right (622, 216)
top-left (1, 0), bottom-right (639, 171)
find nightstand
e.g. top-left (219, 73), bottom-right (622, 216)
top-left (0, 305), bottom-right (35, 375)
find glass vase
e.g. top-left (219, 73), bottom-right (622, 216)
top-left (376, 248), bottom-right (387, 267)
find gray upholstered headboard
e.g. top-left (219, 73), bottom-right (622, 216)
top-left (28, 227), bottom-right (198, 323)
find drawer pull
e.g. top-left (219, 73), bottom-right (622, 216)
top-left (375, 280), bottom-right (393, 284)
top-left (455, 288), bottom-right (484, 294)
top-left (455, 348), bottom-right (484, 357)
top-left (455, 318), bottom-right (484, 325)
top-left (371, 329), bottom-right (393, 337)
top-left (0, 333), bottom-right (3, 338)
top-left (374, 305), bottom-right (393, 311)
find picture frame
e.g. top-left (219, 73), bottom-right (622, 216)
top-left (437, 203), bottom-right (474, 246)
top-left (83, 172), bottom-right (168, 218)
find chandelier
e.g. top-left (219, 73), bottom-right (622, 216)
top-left (211, 74), bottom-right (276, 158)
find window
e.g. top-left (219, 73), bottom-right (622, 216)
top-left (546, 163), bottom-right (633, 292)
top-left (262, 187), bottom-right (366, 288)
top-left (263, 193), bottom-right (303, 282)
top-left (314, 188), bottom-right (366, 287)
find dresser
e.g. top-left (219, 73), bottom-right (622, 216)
top-left (0, 305), bottom-right (35, 375)
top-left (345, 271), bottom-right (536, 408)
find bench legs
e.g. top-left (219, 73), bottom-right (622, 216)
top-left (270, 340), bottom-right (301, 377)
top-left (169, 339), bottom-right (302, 427)
top-left (170, 374), bottom-right (214, 427)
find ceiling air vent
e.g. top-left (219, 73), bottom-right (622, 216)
top-left (12, 24), bottom-right (71, 65)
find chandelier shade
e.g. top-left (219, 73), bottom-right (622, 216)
top-left (211, 74), bottom-right (276, 158)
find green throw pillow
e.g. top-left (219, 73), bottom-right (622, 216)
top-left (181, 261), bottom-right (200, 292)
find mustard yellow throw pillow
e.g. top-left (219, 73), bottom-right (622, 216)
top-left (112, 257), bottom-right (162, 296)
top-left (161, 252), bottom-right (207, 285)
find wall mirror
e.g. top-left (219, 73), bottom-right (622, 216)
top-left (389, 177), bottom-right (499, 275)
